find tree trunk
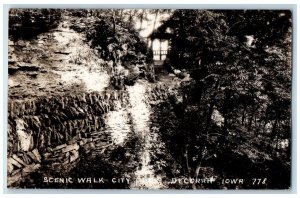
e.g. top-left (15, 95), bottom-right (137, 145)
top-left (139, 10), bottom-right (145, 31)
top-left (184, 145), bottom-right (191, 179)
top-left (153, 10), bottom-right (159, 32)
top-left (178, 10), bottom-right (185, 66)
top-left (150, 10), bottom-right (159, 50)
top-left (120, 9), bottom-right (123, 19)
top-left (223, 115), bottom-right (229, 135)
top-left (205, 81), bottom-right (219, 134)
top-left (205, 102), bottom-right (214, 134)
top-left (272, 116), bottom-right (278, 138)
top-left (119, 9), bottom-right (123, 26)
top-left (254, 114), bottom-right (258, 129)
top-left (193, 146), bottom-right (205, 178)
top-left (262, 111), bottom-right (269, 133)
top-left (128, 10), bottom-right (133, 28)
top-left (242, 105), bottom-right (247, 125)
top-left (192, 161), bottom-right (202, 189)
top-left (112, 10), bottom-right (116, 34)
top-left (222, 89), bottom-right (231, 136)
top-left (248, 105), bottom-right (259, 132)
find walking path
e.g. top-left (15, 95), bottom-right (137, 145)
top-left (127, 80), bottom-right (165, 189)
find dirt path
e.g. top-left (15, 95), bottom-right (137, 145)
top-left (49, 18), bottom-right (168, 189)
top-left (127, 80), bottom-right (165, 189)
top-left (9, 15), bottom-right (172, 189)
top-left (95, 79), bottom-right (168, 189)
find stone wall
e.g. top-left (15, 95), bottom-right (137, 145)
top-left (7, 91), bottom-right (123, 187)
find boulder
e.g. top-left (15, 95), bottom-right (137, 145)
top-left (7, 162), bottom-right (14, 174)
top-left (69, 150), bottom-right (79, 162)
top-left (53, 143), bottom-right (67, 151)
top-left (7, 171), bottom-right (22, 187)
top-left (22, 164), bottom-right (41, 174)
top-left (32, 149), bottom-right (41, 162)
top-left (8, 40), bottom-right (14, 46)
top-left (62, 143), bottom-right (79, 153)
top-left (27, 151), bottom-right (38, 163)
top-left (17, 62), bottom-right (40, 71)
top-left (54, 51), bottom-right (71, 55)
top-left (27, 72), bottom-right (39, 78)
top-left (8, 157), bottom-right (22, 168)
top-left (8, 66), bottom-right (19, 75)
top-left (12, 154), bottom-right (27, 166)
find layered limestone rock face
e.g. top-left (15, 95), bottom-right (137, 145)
top-left (8, 19), bottom-right (110, 100)
top-left (7, 18), bottom-right (114, 187)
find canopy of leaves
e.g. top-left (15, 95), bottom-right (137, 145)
top-left (9, 9), bottom-right (62, 40)
top-left (154, 9), bottom-right (292, 189)
top-left (69, 9), bottom-right (152, 65)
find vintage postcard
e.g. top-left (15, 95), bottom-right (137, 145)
top-left (7, 8), bottom-right (292, 189)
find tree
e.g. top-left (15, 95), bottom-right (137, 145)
top-left (156, 9), bottom-right (292, 188)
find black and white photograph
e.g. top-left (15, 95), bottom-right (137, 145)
top-left (7, 8), bottom-right (292, 189)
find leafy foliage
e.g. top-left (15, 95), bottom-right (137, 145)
top-left (68, 9), bottom-right (152, 66)
top-left (9, 9), bottom-right (62, 40)
top-left (154, 10), bottom-right (292, 189)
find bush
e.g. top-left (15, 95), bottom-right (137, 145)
top-left (68, 11), bottom-right (153, 66)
